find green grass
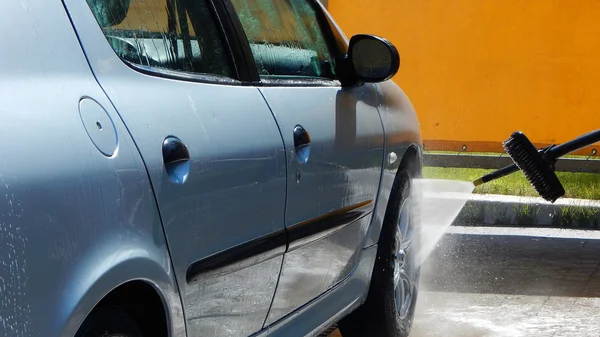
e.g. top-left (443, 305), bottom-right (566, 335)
top-left (514, 203), bottom-right (540, 224)
top-left (423, 167), bottom-right (600, 200)
top-left (552, 206), bottom-right (600, 228)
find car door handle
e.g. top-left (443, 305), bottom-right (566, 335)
top-left (163, 136), bottom-right (191, 184)
top-left (293, 125), bottom-right (311, 164)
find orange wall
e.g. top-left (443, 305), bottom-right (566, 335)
top-left (329, 0), bottom-right (600, 154)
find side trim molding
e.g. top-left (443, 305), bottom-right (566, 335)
top-left (186, 200), bottom-right (373, 283)
top-left (186, 230), bottom-right (286, 283)
top-left (287, 200), bottom-right (373, 251)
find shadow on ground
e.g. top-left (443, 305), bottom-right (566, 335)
top-left (332, 231), bottom-right (600, 337)
top-left (410, 231), bottom-right (600, 337)
top-left (421, 233), bottom-right (600, 297)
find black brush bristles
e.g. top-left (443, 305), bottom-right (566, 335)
top-left (503, 132), bottom-right (565, 203)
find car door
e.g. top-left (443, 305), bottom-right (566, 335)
top-left (63, 0), bottom-right (287, 336)
top-left (228, 0), bottom-right (385, 324)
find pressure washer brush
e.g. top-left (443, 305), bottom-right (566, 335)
top-left (473, 128), bottom-right (600, 203)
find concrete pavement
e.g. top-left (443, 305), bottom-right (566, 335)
top-left (413, 227), bottom-right (600, 336)
top-left (331, 226), bottom-right (600, 337)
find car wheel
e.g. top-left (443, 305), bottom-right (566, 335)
top-left (75, 305), bottom-right (143, 337)
top-left (339, 169), bottom-right (420, 337)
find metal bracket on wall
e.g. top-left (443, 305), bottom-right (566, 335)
top-left (423, 153), bottom-right (600, 173)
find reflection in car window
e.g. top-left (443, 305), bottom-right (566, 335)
top-left (230, 0), bottom-right (336, 80)
top-left (86, 0), bottom-right (234, 78)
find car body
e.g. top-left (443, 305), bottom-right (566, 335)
top-left (0, 0), bottom-right (422, 336)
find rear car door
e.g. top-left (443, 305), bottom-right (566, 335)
top-left (63, 1), bottom-right (287, 335)
top-left (228, 0), bottom-right (385, 324)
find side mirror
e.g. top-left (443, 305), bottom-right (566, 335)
top-left (348, 34), bottom-right (400, 84)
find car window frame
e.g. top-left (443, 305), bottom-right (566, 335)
top-left (84, 0), bottom-right (260, 86)
top-left (221, 0), bottom-right (348, 87)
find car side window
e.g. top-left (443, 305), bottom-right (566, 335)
top-left (86, 0), bottom-right (234, 78)
top-left (230, 0), bottom-right (337, 80)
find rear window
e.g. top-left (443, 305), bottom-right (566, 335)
top-left (86, 0), bottom-right (234, 78)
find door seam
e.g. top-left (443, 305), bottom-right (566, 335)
top-left (256, 88), bottom-right (290, 329)
top-left (59, 2), bottom-right (187, 334)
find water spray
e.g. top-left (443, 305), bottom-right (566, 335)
top-left (473, 128), bottom-right (600, 203)
top-left (413, 179), bottom-right (474, 266)
top-left (414, 128), bottom-right (600, 266)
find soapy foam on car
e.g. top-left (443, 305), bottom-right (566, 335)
top-left (411, 178), bottom-right (475, 266)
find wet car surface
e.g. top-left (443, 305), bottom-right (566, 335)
top-left (0, 0), bottom-right (422, 336)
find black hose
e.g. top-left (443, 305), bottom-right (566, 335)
top-left (547, 129), bottom-right (600, 159)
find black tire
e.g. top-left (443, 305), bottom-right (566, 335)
top-left (75, 305), bottom-right (143, 337)
top-left (339, 169), bottom-right (420, 337)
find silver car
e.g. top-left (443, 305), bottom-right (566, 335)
top-left (0, 0), bottom-right (422, 336)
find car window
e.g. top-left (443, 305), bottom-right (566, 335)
top-left (230, 0), bottom-right (337, 80)
top-left (86, 0), bottom-right (234, 78)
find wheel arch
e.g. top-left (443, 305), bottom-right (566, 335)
top-left (59, 254), bottom-right (186, 337)
top-left (397, 144), bottom-right (423, 179)
top-left (365, 142), bottom-right (422, 248)
top-left (80, 280), bottom-right (168, 337)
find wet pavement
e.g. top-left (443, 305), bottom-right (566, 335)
top-left (332, 227), bottom-right (600, 337)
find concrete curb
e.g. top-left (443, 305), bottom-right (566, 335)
top-left (447, 194), bottom-right (600, 228)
